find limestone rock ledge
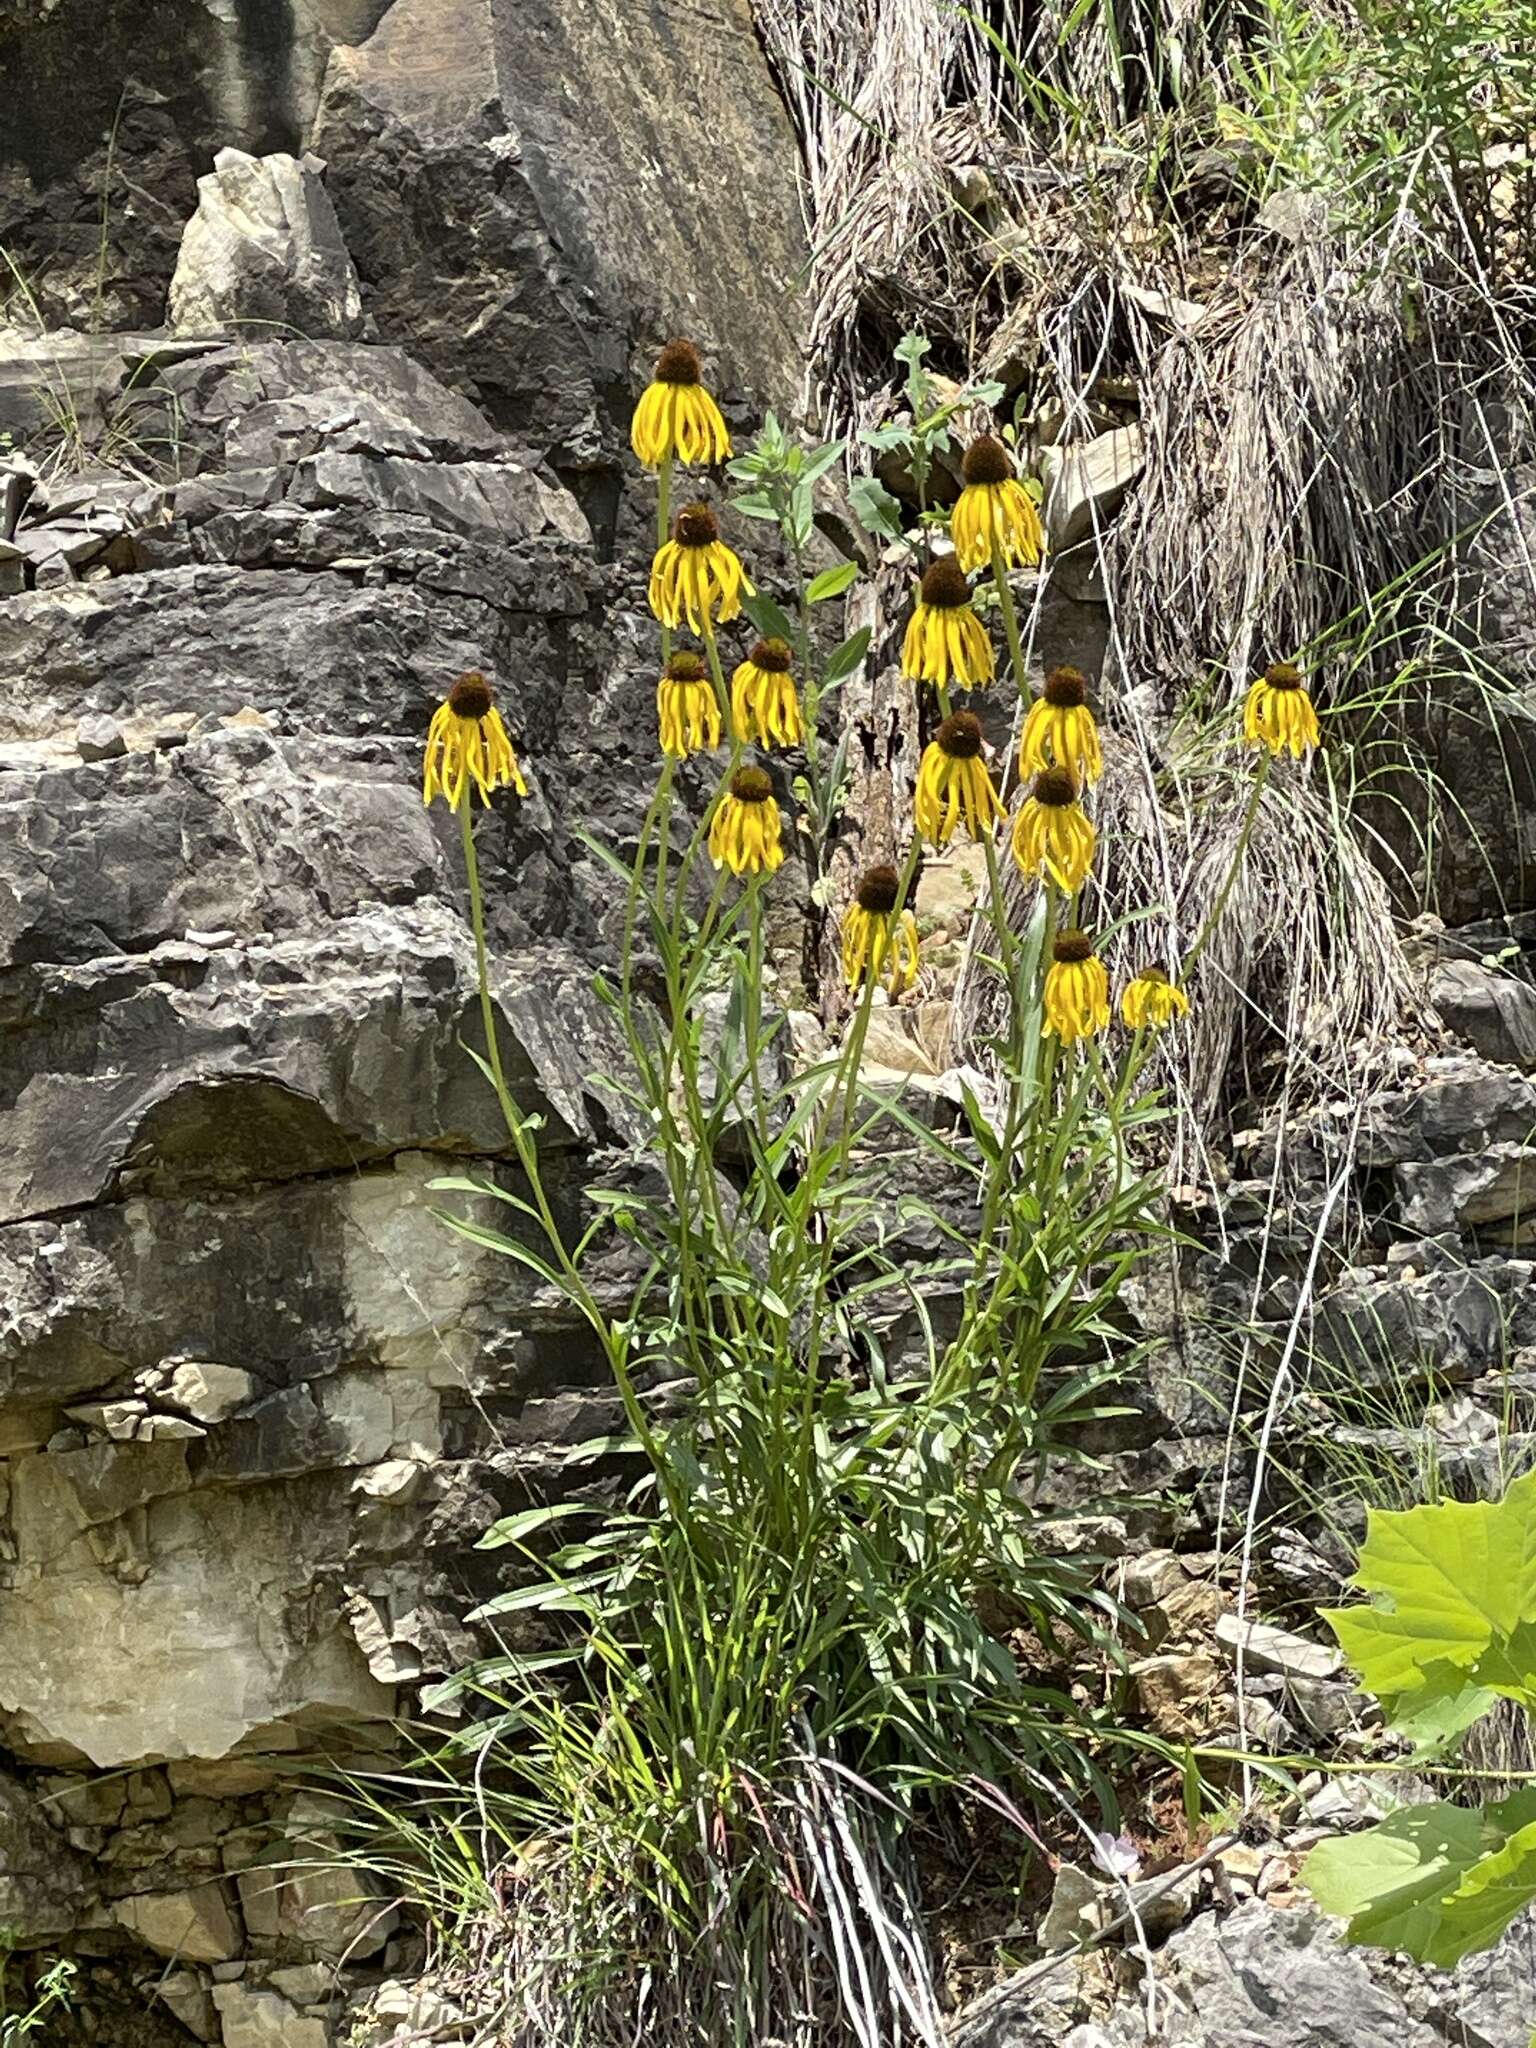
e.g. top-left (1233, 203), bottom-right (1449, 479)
top-left (0, 0), bottom-right (807, 2029)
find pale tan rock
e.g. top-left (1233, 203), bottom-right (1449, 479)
top-left (164, 1362), bottom-right (260, 1424)
top-left (1131, 1652), bottom-right (1226, 1740)
top-left (156, 1967), bottom-right (219, 2042)
top-left (212, 1982), bottom-right (329, 2048)
top-left (114, 1883), bottom-right (243, 1962)
top-left (237, 1851), bottom-right (396, 1960)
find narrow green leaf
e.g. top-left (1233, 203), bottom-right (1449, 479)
top-left (823, 627), bottom-right (872, 684)
top-left (477, 1501), bottom-right (597, 1550)
top-left (740, 590), bottom-right (797, 644)
top-left (806, 560), bottom-right (859, 603)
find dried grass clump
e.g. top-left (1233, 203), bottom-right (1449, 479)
top-left (758, 0), bottom-right (1536, 1135)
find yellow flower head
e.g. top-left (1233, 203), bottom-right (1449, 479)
top-left (656, 650), bottom-right (721, 759)
top-left (630, 338), bottom-right (731, 469)
top-left (915, 710), bottom-right (1005, 847)
top-left (1121, 967), bottom-right (1191, 1030)
top-left (1020, 666), bottom-right (1103, 786)
top-left (1011, 768), bottom-right (1095, 894)
top-left (951, 434), bottom-right (1045, 573)
top-left (649, 500), bottom-right (753, 634)
top-left (732, 636), bottom-right (804, 748)
top-left (422, 671), bottom-right (528, 811)
top-left (901, 555), bottom-right (996, 690)
top-left (1043, 929), bottom-right (1110, 1045)
top-left (709, 764), bottom-right (785, 876)
top-left (841, 863), bottom-right (920, 995)
top-left (1243, 661), bottom-right (1320, 759)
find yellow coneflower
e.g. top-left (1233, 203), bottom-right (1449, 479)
top-left (900, 556), bottom-right (996, 690)
top-left (1043, 929), bottom-right (1110, 1045)
top-left (1019, 666), bottom-right (1103, 786)
top-left (915, 710), bottom-right (1005, 846)
top-left (422, 671), bottom-right (528, 811)
top-left (709, 765), bottom-right (785, 876)
top-left (1121, 968), bottom-right (1191, 1030)
top-left (1243, 661), bottom-right (1320, 759)
top-left (656, 650), bottom-right (721, 759)
top-left (1011, 768), bottom-right (1095, 893)
top-left (649, 501), bottom-right (752, 634)
top-left (630, 338), bottom-right (731, 469)
top-left (841, 863), bottom-right (920, 995)
top-left (951, 434), bottom-right (1045, 573)
top-left (732, 636), bottom-right (804, 748)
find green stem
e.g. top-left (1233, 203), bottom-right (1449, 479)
top-left (989, 527), bottom-right (1029, 743)
top-left (459, 795), bottom-right (516, 1131)
top-left (657, 453), bottom-right (674, 667)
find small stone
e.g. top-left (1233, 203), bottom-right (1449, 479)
top-left (352, 1458), bottom-right (425, 1504)
top-left (138, 1414), bottom-right (208, 1442)
top-left (1131, 1652), bottom-right (1225, 1740)
top-left (1038, 1862), bottom-right (1108, 1952)
top-left (148, 713), bottom-right (196, 750)
top-left (114, 1883), bottom-right (243, 1962)
top-left (212, 1983), bottom-right (329, 2048)
top-left (169, 1759), bottom-right (280, 1799)
top-left (1117, 1550), bottom-right (1190, 1608)
top-left (40, 1773), bottom-right (128, 1828)
top-left (1215, 1614), bottom-right (1342, 1681)
top-left (1289, 1675), bottom-right (1373, 1739)
top-left (76, 714), bottom-right (128, 761)
top-left (156, 1968), bottom-right (219, 2043)
top-left (62, 1399), bottom-right (146, 1439)
top-left (267, 1964), bottom-right (333, 2004)
top-left (164, 1361), bottom-right (259, 1425)
top-left (1040, 426), bottom-right (1145, 551)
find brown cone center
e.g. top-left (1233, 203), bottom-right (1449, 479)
top-left (1033, 768), bottom-right (1078, 808)
top-left (920, 556), bottom-right (973, 610)
top-left (448, 673), bottom-right (494, 721)
top-left (675, 502), bottom-right (720, 548)
top-left (961, 435), bottom-right (1014, 487)
top-left (748, 637), bottom-right (793, 674)
top-left (731, 767), bottom-right (774, 804)
top-left (1264, 662), bottom-right (1304, 691)
top-left (856, 864), bottom-right (900, 914)
top-left (665, 652), bottom-right (708, 682)
top-left (1053, 930), bottom-right (1094, 964)
top-left (937, 711), bottom-right (984, 760)
top-left (655, 338), bottom-right (702, 385)
top-left (1043, 667), bottom-right (1089, 708)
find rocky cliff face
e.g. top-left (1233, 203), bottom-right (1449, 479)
top-left (0, 3), bottom-right (805, 2040)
